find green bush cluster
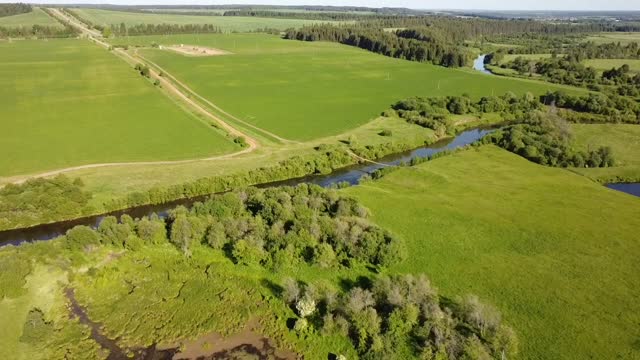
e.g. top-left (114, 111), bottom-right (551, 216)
top-left (0, 175), bottom-right (94, 231)
top-left (0, 250), bottom-right (32, 299)
top-left (66, 184), bottom-right (406, 271)
top-left (485, 111), bottom-right (615, 168)
top-left (542, 91), bottom-right (640, 124)
top-left (392, 93), bottom-right (541, 134)
top-left (284, 274), bottom-right (518, 359)
top-left (496, 54), bottom-right (640, 96)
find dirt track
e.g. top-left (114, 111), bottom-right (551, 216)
top-left (12, 9), bottom-right (263, 184)
top-left (135, 51), bottom-right (299, 145)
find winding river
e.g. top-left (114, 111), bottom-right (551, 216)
top-left (473, 54), bottom-right (493, 75)
top-left (0, 128), bottom-right (492, 247)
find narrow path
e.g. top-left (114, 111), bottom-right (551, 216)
top-left (15, 9), bottom-right (263, 184)
top-left (135, 51), bottom-right (300, 145)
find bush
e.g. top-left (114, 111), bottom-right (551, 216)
top-left (65, 225), bottom-right (100, 250)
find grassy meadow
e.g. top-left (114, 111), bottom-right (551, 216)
top-left (500, 53), bottom-right (552, 64)
top-left (0, 38), bottom-right (237, 177)
top-left (345, 145), bottom-right (640, 359)
top-left (0, 7), bottom-right (62, 28)
top-left (584, 58), bottom-right (640, 73)
top-left (585, 32), bottom-right (640, 45)
top-left (70, 8), bottom-right (342, 32)
top-left (570, 123), bottom-right (640, 182)
top-left (124, 33), bottom-right (579, 140)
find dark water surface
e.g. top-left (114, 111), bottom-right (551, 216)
top-left (0, 129), bottom-right (492, 246)
top-left (606, 183), bottom-right (640, 197)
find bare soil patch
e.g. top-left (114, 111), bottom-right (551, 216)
top-left (159, 319), bottom-right (298, 360)
top-left (163, 44), bottom-right (232, 57)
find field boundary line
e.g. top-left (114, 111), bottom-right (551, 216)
top-left (5, 9), bottom-right (265, 185)
top-left (135, 51), bottom-right (300, 145)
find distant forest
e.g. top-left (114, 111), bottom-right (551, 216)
top-left (0, 3), bottom-right (31, 17)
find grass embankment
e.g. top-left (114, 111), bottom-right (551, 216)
top-left (0, 38), bottom-right (237, 177)
top-left (345, 145), bottom-right (640, 359)
top-left (584, 58), bottom-right (640, 73)
top-left (570, 123), bottom-right (640, 182)
top-left (69, 8), bottom-right (342, 32)
top-left (126, 33), bottom-right (577, 141)
top-left (0, 7), bottom-right (62, 28)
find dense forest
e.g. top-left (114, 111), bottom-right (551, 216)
top-left (223, 10), bottom-right (374, 21)
top-left (356, 16), bottom-right (640, 39)
top-left (284, 25), bottom-right (470, 67)
top-left (284, 274), bottom-right (517, 359)
top-left (0, 3), bottom-right (31, 17)
top-left (72, 4), bottom-right (428, 16)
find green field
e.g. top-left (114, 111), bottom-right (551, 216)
top-left (126, 33), bottom-right (579, 140)
top-left (500, 53), bottom-right (552, 64)
top-left (586, 32), bottom-right (640, 45)
top-left (0, 38), bottom-right (237, 177)
top-left (70, 8), bottom-right (341, 32)
top-left (570, 123), bottom-right (640, 182)
top-left (345, 146), bottom-right (640, 359)
top-left (584, 58), bottom-right (640, 72)
top-left (0, 7), bottom-right (62, 28)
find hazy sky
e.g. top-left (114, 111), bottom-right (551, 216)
top-left (16, 0), bottom-right (640, 11)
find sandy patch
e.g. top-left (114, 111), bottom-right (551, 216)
top-left (162, 44), bottom-right (232, 57)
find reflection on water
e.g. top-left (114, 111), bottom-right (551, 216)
top-left (0, 128), bottom-right (492, 246)
top-left (606, 183), bottom-right (640, 198)
top-left (473, 54), bottom-right (493, 75)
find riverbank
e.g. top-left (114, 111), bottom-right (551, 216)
top-left (0, 127), bottom-right (493, 246)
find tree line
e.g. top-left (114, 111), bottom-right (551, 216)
top-left (63, 184), bottom-right (405, 271)
top-left (282, 274), bottom-right (518, 359)
top-left (353, 15), bottom-right (634, 40)
top-left (0, 3), bottom-right (31, 17)
top-left (0, 8), bottom-right (78, 38)
top-left (0, 24), bottom-right (77, 38)
top-left (108, 23), bottom-right (222, 36)
top-left (284, 24), bottom-right (470, 67)
top-left (492, 54), bottom-right (640, 96)
top-left (222, 10), bottom-right (375, 21)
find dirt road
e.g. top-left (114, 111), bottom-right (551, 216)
top-left (10, 9), bottom-right (264, 184)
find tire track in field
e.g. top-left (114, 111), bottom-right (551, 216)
top-left (9, 10), bottom-right (264, 184)
top-left (134, 51), bottom-right (300, 145)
